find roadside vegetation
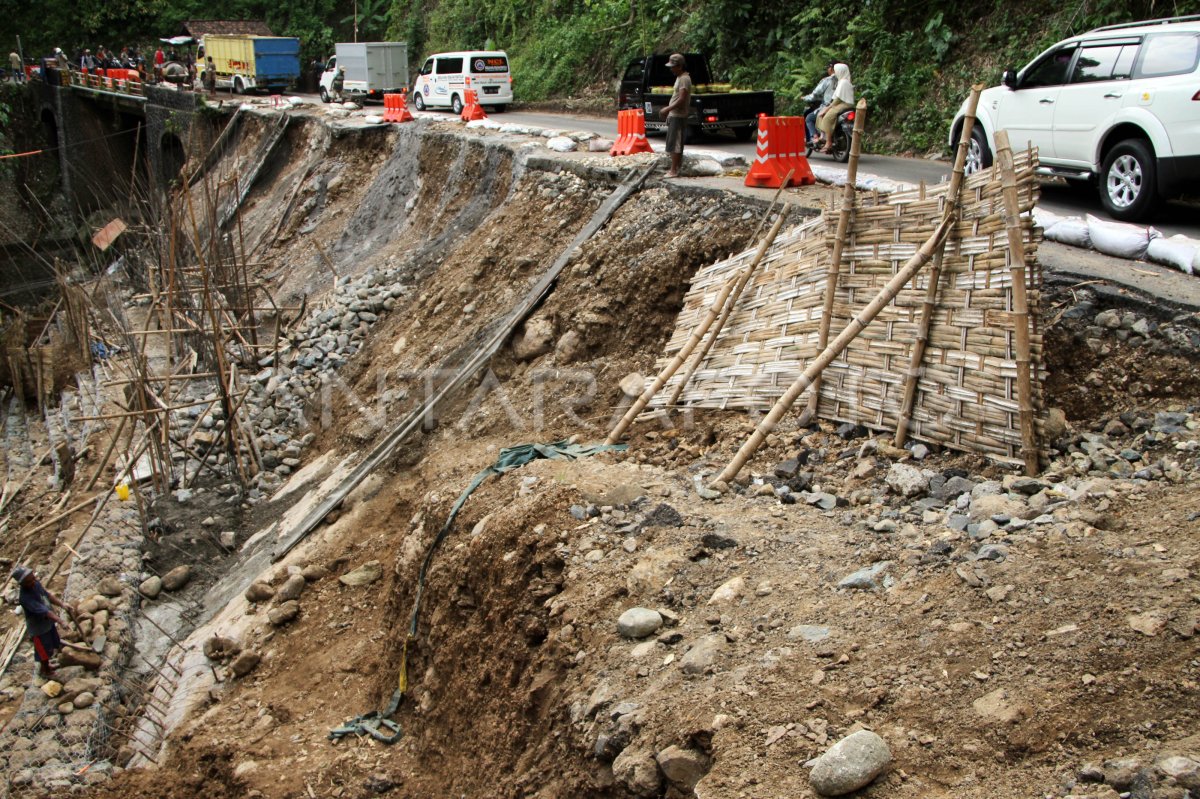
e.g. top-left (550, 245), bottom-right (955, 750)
top-left (4, 0), bottom-right (1185, 153)
top-left (389, 0), bottom-right (1181, 153)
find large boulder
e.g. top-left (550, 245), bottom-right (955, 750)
top-left (611, 748), bottom-right (662, 797)
top-left (809, 730), bottom-right (892, 796)
top-left (617, 608), bottom-right (663, 639)
top-left (655, 745), bottom-right (709, 792)
top-left (513, 317), bottom-right (555, 361)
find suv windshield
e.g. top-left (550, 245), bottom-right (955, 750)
top-left (1136, 32), bottom-right (1200, 78)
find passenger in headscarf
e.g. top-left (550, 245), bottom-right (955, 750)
top-left (816, 62), bottom-right (854, 154)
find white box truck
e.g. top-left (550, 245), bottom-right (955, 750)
top-left (320, 42), bottom-right (409, 103)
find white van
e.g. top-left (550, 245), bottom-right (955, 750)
top-left (412, 50), bottom-right (513, 114)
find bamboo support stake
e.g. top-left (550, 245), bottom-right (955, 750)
top-left (803, 99), bottom-right (868, 424)
top-left (606, 215), bottom-right (788, 444)
top-left (667, 208), bottom-right (790, 406)
top-left (994, 128), bottom-right (1040, 475)
top-left (894, 84), bottom-right (983, 447)
top-left (712, 212), bottom-right (957, 486)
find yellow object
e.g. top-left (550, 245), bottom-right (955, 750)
top-left (115, 482), bottom-right (130, 501)
top-left (41, 680), bottom-right (62, 697)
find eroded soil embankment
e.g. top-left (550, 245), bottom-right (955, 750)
top-left (80, 114), bottom-right (1200, 799)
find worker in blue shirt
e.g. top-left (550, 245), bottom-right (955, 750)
top-left (11, 566), bottom-right (74, 678)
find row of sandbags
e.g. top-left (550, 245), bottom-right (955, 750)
top-left (1034, 208), bottom-right (1199, 276)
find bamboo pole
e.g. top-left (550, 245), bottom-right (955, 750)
top-left (894, 85), bottom-right (983, 447)
top-left (712, 214), bottom-right (957, 486)
top-left (802, 99), bottom-right (868, 425)
top-left (606, 214), bottom-right (788, 444)
top-left (667, 207), bottom-right (790, 406)
top-left (993, 128), bottom-right (1040, 476)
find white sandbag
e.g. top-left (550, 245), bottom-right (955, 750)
top-left (1032, 207), bottom-right (1061, 233)
top-left (682, 156), bottom-right (723, 177)
top-left (1086, 214), bottom-right (1157, 260)
top-left (363, 114), bottom-right (383, 125)
top-left (1145, 234), bottom-right (1198, 275)
top-left (1042, 214), bottom-right (1090, 248)
top-left (546, 136), bottom-right (577, 153)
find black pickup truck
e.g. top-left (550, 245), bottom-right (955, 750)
top-left (617, 52), bottom-right (774, 142)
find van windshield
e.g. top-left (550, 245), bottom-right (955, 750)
top-left (470, 55), bottom-right (508, 74)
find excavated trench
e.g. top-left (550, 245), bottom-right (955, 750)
top-left (3, 106), bottom-right (1200, 799)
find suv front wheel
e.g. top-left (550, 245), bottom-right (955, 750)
top-left (1099, 139), bottom-right (1159, 222)
top-left (964, 126), bottom-right (992, 176)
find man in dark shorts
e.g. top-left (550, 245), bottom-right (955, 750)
top-left (658, 53), bottom-right (691, 178)
top-left (12, 566), bottom-right (73, 678)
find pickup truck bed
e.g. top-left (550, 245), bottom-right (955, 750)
top-left (618, 53), bottom-right (774, 141)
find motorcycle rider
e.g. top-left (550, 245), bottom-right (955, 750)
top-left (804, 59), bottom-right (838, 148)
top-left (816, 63), bottom-right (854, 155)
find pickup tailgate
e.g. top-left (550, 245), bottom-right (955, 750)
top-left (642, 90), bottom-right (774, 130)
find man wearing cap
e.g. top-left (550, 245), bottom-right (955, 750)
top-left (11, 566), bottom-right (73, 678)
top-left (658, 53), bottom-right (691, 178)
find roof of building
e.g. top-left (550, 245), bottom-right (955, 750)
top-left (182, 20), bottom-right (276, 38)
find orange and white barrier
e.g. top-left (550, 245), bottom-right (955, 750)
top-left (610, 109), bottom-right (653, 157)
top-left (460, 78), bottom-right (487, 122)
top-left (744, 116), bottom-right (815, 188)
top-left (384, 90), bottom-right (415, 123)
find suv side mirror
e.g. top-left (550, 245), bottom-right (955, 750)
top-left (1002, 69), bottom-right (1017, 89)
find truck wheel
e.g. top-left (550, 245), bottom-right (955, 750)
top-left (320, 87), bottom-right (330, 103)
top-left (233, 77), bottom-right (245, 95)
top-left (413, 92), bottom-right (425, 111)
top-left (1099, 139), bottom-right (1159, 222)
top-left (490, 104), bottom-right (506, 114)
top-left (733, 126), bottom-right (754, 143)
top-left (963, 125), bottom-right (991, 175)
top-left (451, 94), bottom-right (463, 115)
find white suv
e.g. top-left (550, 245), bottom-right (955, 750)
top-left (949, 16), bottom-right (1200, 221)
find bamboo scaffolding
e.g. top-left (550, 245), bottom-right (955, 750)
top-left (894, 86), bottom-right (983, 447)
top-left (994, 129), bottom-right (1040, 475)
top-left (607, 211), bottom-right (789, 444)
top-left (803, 99), bottom-right (868, 424)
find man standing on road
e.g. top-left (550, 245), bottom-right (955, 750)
top-left (11, 566), bottom-right (74, 679)
top-left (658, 53), bottom-right (691, 178)
top-left (331, 65), bottom-right (346, 102)
top-left (203, 56), bottom-right (217, 97)
top-left (9, 51), bottom-right (23, 82)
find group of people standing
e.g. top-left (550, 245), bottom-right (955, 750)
top-left (803, 59), bottom-right (855, 154)
top-left (8, 43), bottom-right (211, 90)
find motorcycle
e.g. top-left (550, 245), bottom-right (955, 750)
top-left (803, 98), bottom-right (856, 163)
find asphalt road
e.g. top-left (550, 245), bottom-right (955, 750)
top-left (496, 109), bottom-right (1200, 240)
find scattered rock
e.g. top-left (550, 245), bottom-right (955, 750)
top-left (619, 373), bottom-right (646, 397)
top-left (611, 748), bottom-right (662, 797)
top-left (707, 576), bottom-right (745, 605)
top-left (203, 636), bottom-right (241, 661)
top-left (972, 688), bottom-right (1032, 724)
top-left (97, 577), bottom-right (123, 597)
top-left (268, 601), bottom-right (301, 626)
top-left (701, 532), bottom-right (737, 549)
top-left (885, 463), bottom-right (928, 497)
top-left (301, 564), bottom-right (329, 582)
top-left (245, 582), bottom-right (276, 603)
top-left (138, 576), bottom-right (162, 599)
top-left (230, 650), bottom-right (262, 677)
top-left (277, 574), bottom-right (307, 602)
top-left (617, 608), bottom-right (663, 639)
top-left (808, 730), bottom-right (892, 796)
top-left (513, 316), bottom-right (555, 360)
top-left (340, 560), bottom-right (383, 587)
top-left (788, 625), bottom-right (831, 642)
top-left (643, 503), bottom-right (683, 527)
top-left (1127, 611), bottom-right (1167, 636)
top-left (161, 565), bottom-right (192, 592)
top-left (837, 561), bottom-right (890, 590)
top-left (679, 634), bottom-right (725, 674)
top-left (655, 745), bottom-right (710, 792)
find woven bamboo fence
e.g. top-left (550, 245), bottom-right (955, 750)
top-left (648, 150), bottom-right (1046, 466)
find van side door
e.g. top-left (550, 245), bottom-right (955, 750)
top-left (435, 56), bottom-right (464, 105)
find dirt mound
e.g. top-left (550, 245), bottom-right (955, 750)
top-left (87, 743), bottom-right (246, 799)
